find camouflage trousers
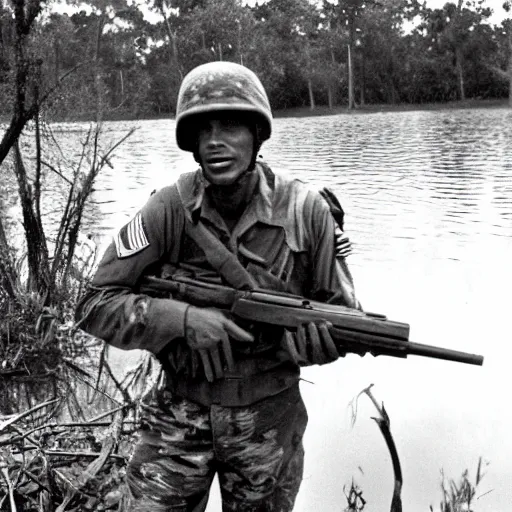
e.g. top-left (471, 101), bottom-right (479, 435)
top-left (125, 384), bottom-right (308, 512)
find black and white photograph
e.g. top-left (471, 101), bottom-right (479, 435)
top-left (0, 0), bottom-right (510, 511)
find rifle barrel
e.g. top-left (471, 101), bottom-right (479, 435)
top-left (407, 341), bottom-right (484, 366)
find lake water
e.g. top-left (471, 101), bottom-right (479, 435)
top-left (14, 107), bottom-right (512, 511)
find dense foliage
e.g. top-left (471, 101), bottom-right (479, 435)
top-left (0, 0), bottom-right (511, 119)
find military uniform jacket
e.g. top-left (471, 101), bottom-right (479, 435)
top-left (76, 162), bottom-right (359, 406)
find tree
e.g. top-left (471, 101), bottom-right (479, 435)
top-left (0, 0), bottom-right (135, 310)
top-left (324, 0), bottom-right (406, 109)
top-left (323, 0), bottom-right (374, 109)
top-left (0, 0), bottom-right (45, 166)
top-left (182, 0), bottom-right (254, 66)
top-left (1, 0), bottom-right (510, 118)
top-left (444, 0), bottom-right (492, 101)
top-left (151, 0), bottom-right (182, 74)
top-left (487, 1), bottom-right (512, 106)
top-left (249, 0), bottom-right (315, 109)
top-left (254, 0), bottom-right (322, 109)
top-left (356, 0), bottom-right (421, 104)
top-left (0, 0), bottom-right (53, 299)
top-left (314, 18), bottom-right (346, 108)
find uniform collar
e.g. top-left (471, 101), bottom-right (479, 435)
top-left (179, 161), bottom-right (275, 226)
top-left (176, 160), bottom-right (307, 252)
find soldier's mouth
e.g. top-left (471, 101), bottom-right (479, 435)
top-left (205, 157), bottom-right (234, 170)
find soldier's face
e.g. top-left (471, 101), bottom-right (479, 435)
top-left (197, 114), bottom-right (254, 186)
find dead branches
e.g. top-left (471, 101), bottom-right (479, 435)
top-left (0, 391), bottom-right (134, 511)
top-left (349, 384), bottom-right (403, 512)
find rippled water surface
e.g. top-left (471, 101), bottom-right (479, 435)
top-left (19, 107), bottom-right (512, 511)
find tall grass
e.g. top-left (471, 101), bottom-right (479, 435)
top-left (431, 457), bottom-right (490, 512)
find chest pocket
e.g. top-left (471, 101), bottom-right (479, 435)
top-left (237, 223), bottom-right (309, 296)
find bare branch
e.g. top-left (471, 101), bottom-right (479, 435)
top-left (40, 160), bottom-right (73, 185)
top-left (0, 398), bottom-right (60, 432)
top-left (99, 127), bottom-right (137, 167)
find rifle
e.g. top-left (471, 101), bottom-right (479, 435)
top-left (139, 275), bottom-right (484, 367)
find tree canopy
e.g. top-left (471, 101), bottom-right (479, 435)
top-left (0, 0), bottom-right (511, 120)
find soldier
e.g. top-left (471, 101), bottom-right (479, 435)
top-left (76, 61), bottom-right (360, 512)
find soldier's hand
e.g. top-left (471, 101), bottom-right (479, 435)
top-left (184, 306), bottom-right (254, 382)
top-left (320, 187), bottom-right (345, 231)
top-left (281, 321), bottom-right (342, 366)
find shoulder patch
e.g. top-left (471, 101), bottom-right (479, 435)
top-left (114, 212), bottom-right (150, 258)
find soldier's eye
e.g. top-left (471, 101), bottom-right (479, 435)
top-left (221, 118), bottom-right (242, 130)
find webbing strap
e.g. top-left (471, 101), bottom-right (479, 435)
top-left (170, 184), bottom-right (257, 291)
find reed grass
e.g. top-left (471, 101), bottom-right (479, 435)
top-left (430, 457), bottom-right (490, 512)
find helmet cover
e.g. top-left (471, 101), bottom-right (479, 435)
top-left (175, 61), bottom-right (272, 152)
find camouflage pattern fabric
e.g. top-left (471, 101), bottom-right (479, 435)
top-left (126, 385), bottom-right (307, 512)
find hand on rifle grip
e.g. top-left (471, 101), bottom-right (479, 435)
top-left (281, 321), bottom-right (341, 366)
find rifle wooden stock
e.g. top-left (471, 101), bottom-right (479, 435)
top-left (139, 276), bottom-right (484, 367)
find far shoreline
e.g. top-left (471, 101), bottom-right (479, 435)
top-left (275, 98), bottom-right (510, 118)
top-left (0, 98), bottom-right (509, 125)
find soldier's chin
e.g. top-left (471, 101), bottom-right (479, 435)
top-left (203, 166), bottom-right (244, 186)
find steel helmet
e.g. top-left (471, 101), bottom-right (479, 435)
top-left (175, 61), bottom-right (272, 152)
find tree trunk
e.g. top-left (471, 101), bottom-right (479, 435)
top-left (159, 3), bottom-right (181, 77)
top-left (330, 48), bottom-right (336, 108)
top-left (0, 0), bottom-right (42, 166)
top-left (0, 215), bottom-right (16, 299)
top-left (13, 142), bottom-right (49, 296)
top-left (0, 12), bottom-right (4, 63)
top-left (389, 80), bottom-right (399, 104)
top-left (94, 14), bottom-right (106, 122)
top-left (0, 115), bottom-right (26, 166)
top-left (360, 51), bottom-right (365, 106)
top-left (456, 47), bottom-right (465, 101)
top-left (119, 69), bottom-right (124, 101)
top-left (308, 78), bottom-right (315, 110)
top-left (327, 85), bottom-right (333, 109)
top-left (509, 29), bottom-right (512, 107)
top-left (348, 43), bottom-right (355, 109)
top-left (238, 20), bottom-right (243, 65)
top-left (171, 33), bottom-right (180, 71)
top-left (54, 37), bottom-right (60, 83)
top-left (454, 0), bottom-right (466, 101)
